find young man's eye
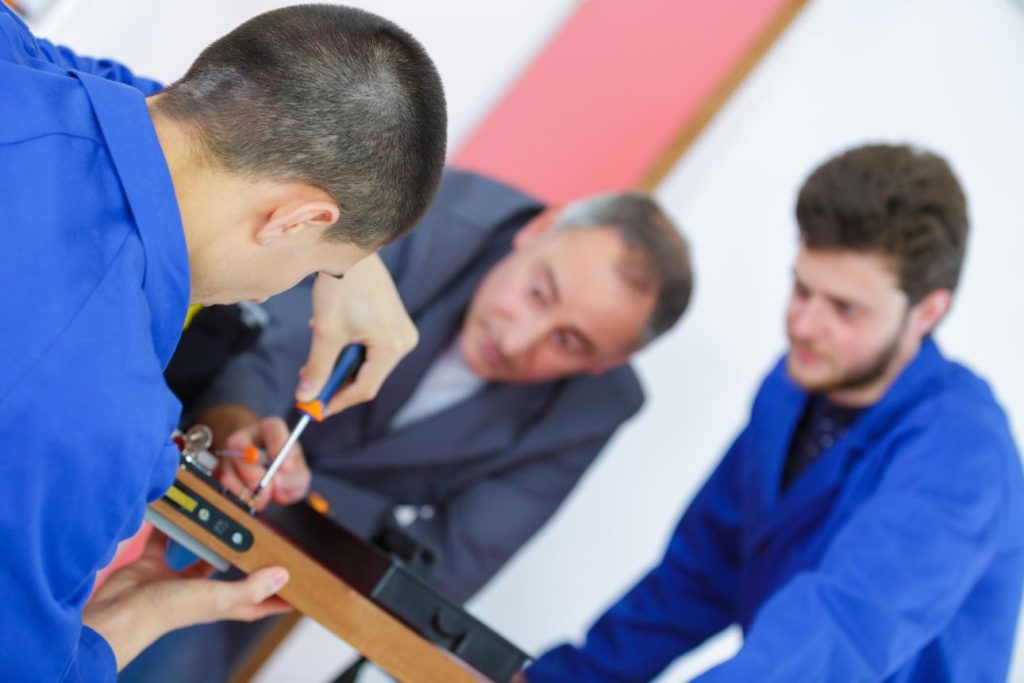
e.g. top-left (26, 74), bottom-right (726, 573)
top-left (529, 282), bottom-right (545, 302)
top-left (837, 303), bottom-right (858, 319)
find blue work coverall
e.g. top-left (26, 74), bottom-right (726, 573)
top-left (0, 6), bottom-right (186, 681)
top-left (529, 339), bottom-right (1024, 682)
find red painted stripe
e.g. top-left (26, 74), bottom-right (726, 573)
top-left (454, 0), bottom-right (801, 203)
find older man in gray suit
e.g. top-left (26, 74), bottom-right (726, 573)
top-left (122, 168), bottom-right (692, 682)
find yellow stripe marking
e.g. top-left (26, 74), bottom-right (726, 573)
top-left (166, 485), bottom-right (198, 512)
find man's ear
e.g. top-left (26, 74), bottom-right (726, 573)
top-left (512, 207), bottom-right (561, 250)
top-left (254, 191), bottom-right (339, 246)
top-left (911, 288), bottom-right (953, 336)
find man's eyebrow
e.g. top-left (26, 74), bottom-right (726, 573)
top-left (825, 293), bottom-right (867, 312)
top-left (793, 271), bottom-right (868, 311)
top-left (542, 263), bottom-right (559, 303)
top-left (543, 262), bottom-right (597, 354)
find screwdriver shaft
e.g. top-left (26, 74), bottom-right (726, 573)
top-left (251, 413), bottom-right (310, 500)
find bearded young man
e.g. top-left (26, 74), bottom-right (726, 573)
top-left (522, 144), bottom-right (1024, 682)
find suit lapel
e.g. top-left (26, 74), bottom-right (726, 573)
top-left (362, 238), bottom-right (501, 435)
top-left (361, 302), bottom-right (463, 436)
top-left (748, 428), bottom-right (866, 555)
top-left (747, 370), bottom-right (806, 528)
top-left (746, 339), bottom-right (947, 555)
top-left (316, 382), bottom-right (551, 472)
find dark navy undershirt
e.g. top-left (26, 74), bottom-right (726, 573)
top-left (783, 394), bottom-right (865, 492)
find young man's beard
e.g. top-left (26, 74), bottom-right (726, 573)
top-left (826, 329), bottom-right (904, 393)
top-left (791, 310), bottom-right (911, 395)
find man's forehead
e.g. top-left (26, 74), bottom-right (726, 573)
top-left (541, 224), bottom-right (624, 254)
top-left (547, 247), bottom-right (654, 349)
top-left (795, 246), bottom-right (902, 300)
top-left (541, 229), bottom-right (635, 288)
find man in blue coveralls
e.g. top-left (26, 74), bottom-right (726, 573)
top-left (0, 4), bottom-right (446, 681)
top-left (522, 145), bottom-right (1024, 682)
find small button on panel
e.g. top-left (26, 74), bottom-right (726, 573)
top-left (164, 482), bottom-right (254, 553)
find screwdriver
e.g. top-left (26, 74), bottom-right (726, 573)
top-left (163, 344), bottom-right (366, 571)
top-left (216, 446), bottom-right (267, 465)
top-left (248, 343), bottom-right (366, 503)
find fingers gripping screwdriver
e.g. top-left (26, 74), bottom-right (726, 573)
top-left (161, 344), bottom-right (365, 571)
top-left (248, 343), bottom-right (366, 503)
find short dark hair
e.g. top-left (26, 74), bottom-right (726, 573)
top-left (796, 144), bottom-right (969, 304)
top-left (554, 193), bottom-right (693, 344)
top-left (155, 4), bottom-right (447, 249)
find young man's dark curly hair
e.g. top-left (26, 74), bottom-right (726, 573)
top-left (796, 144), bottom-right (969, 304)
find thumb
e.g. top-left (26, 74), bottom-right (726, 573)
top-left (229, 566), bottom-right (290, 604)
top-left (157, 567), bottom-right (291, 632)
top-left (297, 323), bottom-right (347, 403)
top-left (208, 567), bottom-right (291, 622)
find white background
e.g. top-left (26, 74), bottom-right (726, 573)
top-left (33, 1), bottom-right (1024, 680)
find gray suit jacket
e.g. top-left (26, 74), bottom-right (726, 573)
top-left (200, 169), bottom-right (644, 601)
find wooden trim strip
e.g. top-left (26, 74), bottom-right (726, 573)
top-left (636, 0), bottom-right (809, 191)
top-left (150, 468), bottom-right (478, 683)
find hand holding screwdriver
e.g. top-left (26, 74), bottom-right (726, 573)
top-left (218, 418), bottom-right (311, 511)
top-left (298, 261), bottom-right (417, 418)
top-left (248, 344), bottom-right (366, 504)
top-left (164, 344), bottom-right (363, 572)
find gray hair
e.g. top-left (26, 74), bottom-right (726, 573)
top-left (553, 193), bottom-right (693, 344)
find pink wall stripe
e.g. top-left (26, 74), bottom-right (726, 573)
top-left (454, 0), bottom-right (804, 203)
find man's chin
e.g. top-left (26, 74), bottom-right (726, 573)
top-left (785, 358), bottom-right (837, 393)
top-left (459, 337), bottom-right (496, 380)
top-left (466, 358), bottom-right (497, 381)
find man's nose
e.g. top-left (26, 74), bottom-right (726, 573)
top-left (789, 299), bottom-right (825, 340)
top-left (502, 314), bottom-right (549, 357)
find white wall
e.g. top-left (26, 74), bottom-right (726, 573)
top-left (35, 0), bottom-right (577, 155)
top-left (33, 1), bottom-right (1024, 680)
top-left (469, 1), bottom-right (1024, 681)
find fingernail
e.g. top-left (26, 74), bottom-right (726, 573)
top-left (267, 569), bottom-right (289, 594)
top-left (297, 380), bottom-right (313, 398)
